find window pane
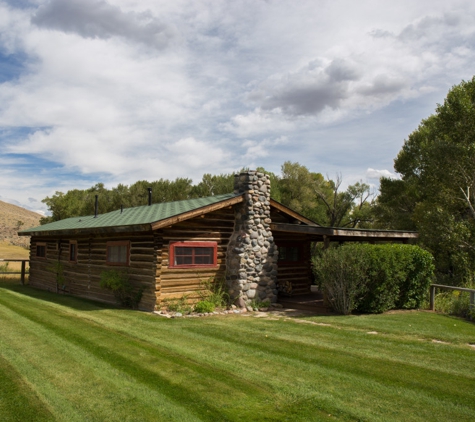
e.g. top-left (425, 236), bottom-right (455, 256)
top-left (176, 255), bottom-right (193, 265)
top-left (279, 246), bottom-right (300, 262)
top-left (36, 245), bottom-right (46, 257)
top-left (172, 245), bottom-right (215, 266)
top-left (108, 245), bottom-right (128, 263)
top-left (175, 247), bottom-right (192, 256)
top-left (194, 247), bottom-right (213, 264)
top-left (69, 244), bottom-right (77, 261)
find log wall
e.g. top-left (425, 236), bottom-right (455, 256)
top-left (29, 232), bottom-right (157, 311)
top-left (157, 207), bottom-right (235, 307)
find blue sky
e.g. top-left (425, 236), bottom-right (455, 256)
top-left (1, 0), bottom-right (475, 215)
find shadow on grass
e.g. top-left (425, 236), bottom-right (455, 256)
top-left (0, 280), bottom-right (119, 312)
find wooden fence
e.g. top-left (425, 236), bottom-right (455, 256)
top-left (0, 259), bottom-right (29, 285)
top-left (430, 283), bottom-right (475, 320)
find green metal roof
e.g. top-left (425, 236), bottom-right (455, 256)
top-left (20, 193), bottom-right (241, 235)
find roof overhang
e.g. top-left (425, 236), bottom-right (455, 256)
top-left (270, 222), bottom-right (418, 242)
top-left (151, 194), bottom-right (243, 230)
top-left (19, 224), bottom-right (152, 237)
top-left (269, 199), bottom-right (319, 226)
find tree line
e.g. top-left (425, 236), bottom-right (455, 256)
top-left (40, 163), bottom-right (375, 229)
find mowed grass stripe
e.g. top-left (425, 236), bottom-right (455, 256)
top-left (176, 319), bottom-right (475, 420)
top-left (0, 302), bottom-right (201, 422)
top-left (0, 289), bottom-right (303, 421)
top-left (0, 355), bottom-right (54, 422)
top-left (0, 290), bottom-right (274, 400)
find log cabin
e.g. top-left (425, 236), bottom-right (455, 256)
top-left (19, 171), bottom-right (417, 311)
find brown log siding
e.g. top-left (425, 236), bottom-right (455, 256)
top-left (157, 208), bottom-right (235, 307)
top-left (29, 233), bottom-right (157, 310)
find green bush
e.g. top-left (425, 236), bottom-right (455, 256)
top-left (356, 244), bottom-right (434, 313)
top-left (194, 300), bottom-right (215, 313)
top-left (313, 244), bottom-right (434, 314)
top-left (100, 269), bottom-right (143, 309)
top-left (313, 244), bottom-right (369, 315)
top-left (435, 290), bottom-right (475, 319)
top-left (198, 277), bottom-right (229, 308)
top-left (47, 261), bottom-right (66, 288)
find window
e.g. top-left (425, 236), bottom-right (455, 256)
top-left (278, 244), bottom-right (302, 263)
top-left (106, 241), bottom-right (130, 266)
top-left (169, 241), bottom-right (217, 268)
top-left (69, 241), bottom-right (78, 262)
top-left (36, 243), bottom-right (46, 258)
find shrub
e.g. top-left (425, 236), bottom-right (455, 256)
top-left (313, 244), bottom-right (434, 314)
top-left (313, 244), bottom-right (369, 315)
top-left (194, 300), bottom-right (215, 313)
top-left (47, 261), bottom-right (66, 288)
top-left (100, 269), bottom-right (143, 309)
top-left (356, 244), bottom-right (434, 313)
top-left (198, 277), bottom-right (229, 308)
top-left (435, 289), bottom-right (474, 319)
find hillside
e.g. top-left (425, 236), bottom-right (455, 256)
top-left (0, 200), bottom-right (42, 249)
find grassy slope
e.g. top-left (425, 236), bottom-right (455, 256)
top-left (0, 199), bottom-right (41, 249)
top-left (0, 282), bottom-right (474, 422)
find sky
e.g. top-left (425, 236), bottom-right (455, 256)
top-left (1, 0), bottom-right (475, 215)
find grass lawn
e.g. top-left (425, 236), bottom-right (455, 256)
top-left (0, 281), bottom-right (474, 421)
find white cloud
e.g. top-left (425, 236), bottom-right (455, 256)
top-left (242, 136), bottom-right (288, 160)
top-left (366, 168), bottom-right (399, 180)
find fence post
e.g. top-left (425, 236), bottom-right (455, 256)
top-left (430, 285), bottom-right (436, 311)
top-left (470, 291), bottom-right (474, 321)
top-left (21, 260), bottom-right (26, 285)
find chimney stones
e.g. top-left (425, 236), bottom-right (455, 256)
top-left (226, 171), bottom-right (279, 305)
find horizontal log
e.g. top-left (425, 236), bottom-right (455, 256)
top-left (130, 254), bottom-right (156, 262)
top-left (161, 267), bottom-right (225, 275)
top-left (130, 248), bottom-right (156, 255)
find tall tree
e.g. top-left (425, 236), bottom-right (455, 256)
top-left (376, 76), bottom-right (475, 285)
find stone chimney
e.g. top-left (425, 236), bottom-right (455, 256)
top-left (226, 171), bottom-right (279, 306)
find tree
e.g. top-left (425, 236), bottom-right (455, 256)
top-left (190, 173), bottom-right (234, 197)
top-left (277, 162), bottom-right (375, 227)
top-left (376, 76), bottom-right (475, 285)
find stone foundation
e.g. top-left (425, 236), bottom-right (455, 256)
top-left (226, 171), bottom-right (279, 305)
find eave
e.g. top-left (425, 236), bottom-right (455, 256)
top-left (270, 223), bottom-right (418, 242)
top-left (151, 195), bottom-right (244, 230)
top-left (269, 199), bottom-right (319, 226)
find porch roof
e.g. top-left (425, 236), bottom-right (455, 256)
top-left (270, 222), bottom-right (418, 242)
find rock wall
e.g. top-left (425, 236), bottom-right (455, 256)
top-left (226, 171), bottom-right (279, 305)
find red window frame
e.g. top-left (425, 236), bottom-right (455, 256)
top-left (106, 241), bottom-right (130, 266)
top-left (69, 241), bottom-right (78, 263)
top-left (277, 243), bottom-right (303, 264)
top-left (36, 242), bottom-right (46, 259)
top-left (169, 241), bottom-right (218, 269)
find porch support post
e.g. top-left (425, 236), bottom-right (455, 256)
top-left (21, 260), bottom-right (26, 285)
